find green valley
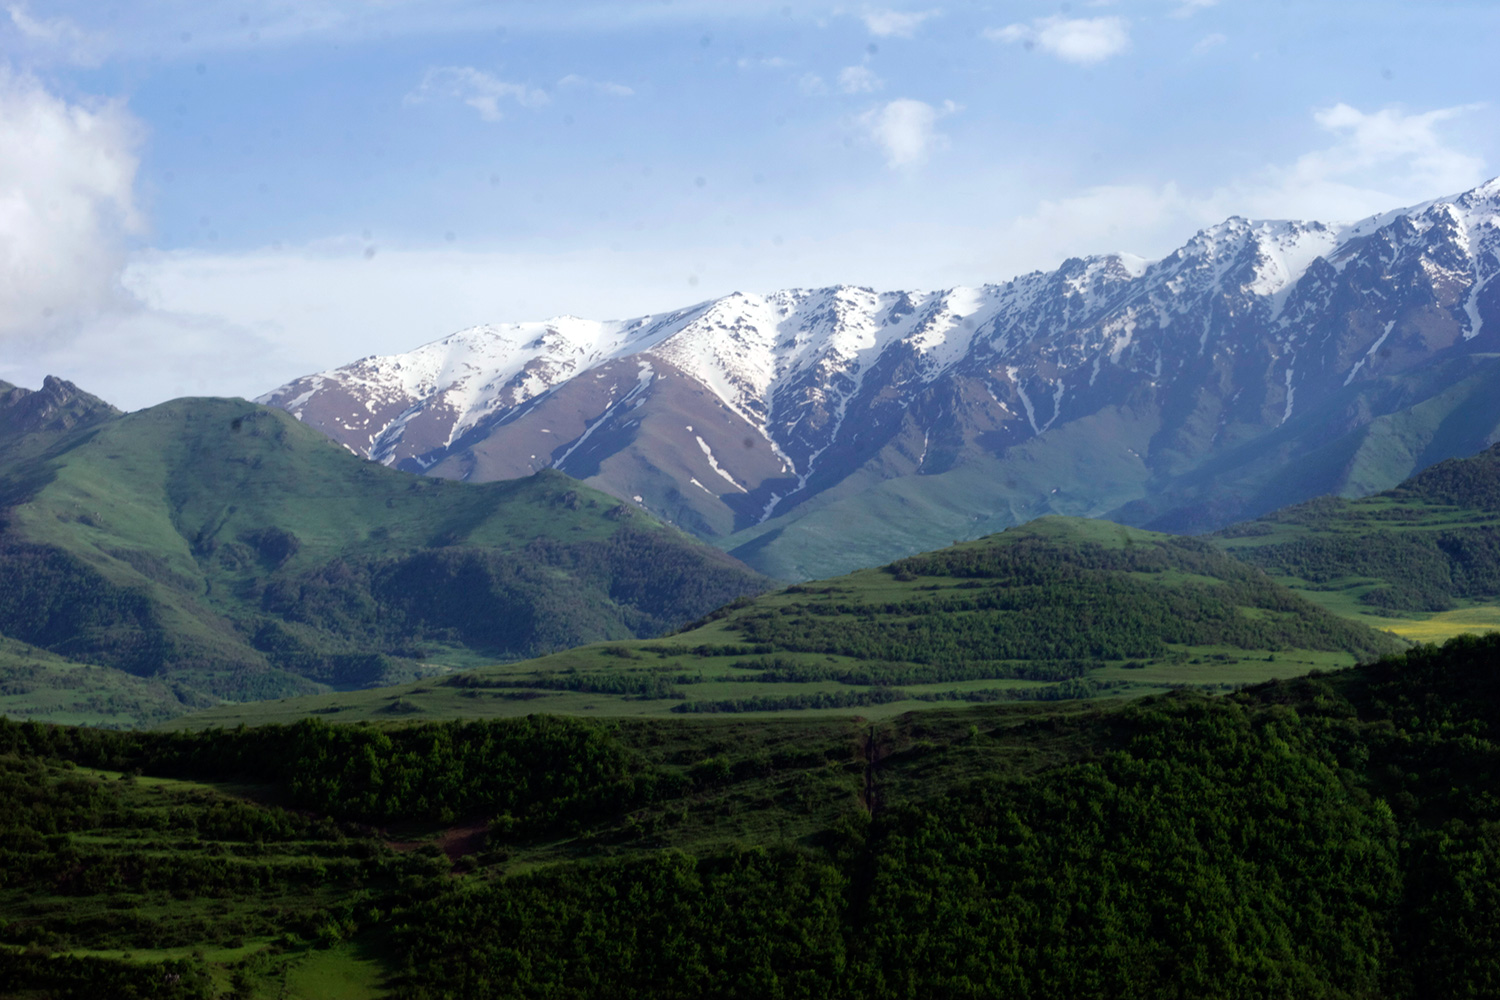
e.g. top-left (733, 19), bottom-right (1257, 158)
top-left (5, 387), bottom-right (1500, 998)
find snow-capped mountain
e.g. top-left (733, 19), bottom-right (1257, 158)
top-left (261, 179), bottom-right (1500, 578)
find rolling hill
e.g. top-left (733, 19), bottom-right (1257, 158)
top-left (173, 516), bottom-right (1405, 729)
top-left (0, 378), bottom-right (769, 723)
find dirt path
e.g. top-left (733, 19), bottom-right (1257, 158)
top-left (385, 821), bottom-right (489, 867)
top-left (861, 725), bottom-right (883, 817)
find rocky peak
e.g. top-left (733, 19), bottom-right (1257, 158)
top-left (0, 376), bottom-right (120, 437)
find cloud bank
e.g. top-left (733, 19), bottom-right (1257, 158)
top-left (0, 69), bottom-right (142, 342)
top-left (861, 8), bottom-right (940, 38)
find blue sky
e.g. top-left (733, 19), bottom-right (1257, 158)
top-left (2, 0), bottom-right (1497, 408)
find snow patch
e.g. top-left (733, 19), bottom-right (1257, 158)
top-left (1463, 275), bottom-right (1488, 340)
top-left (696, 435), bottom-right (747, 492)
top-left (1106, 315), bottom-right (1137, 364)
top-left (265, 377), bottom-right (324, 415)
top-left (551, 360), bottom-right (656, 471)
top-left (1008, 366), bottom-right (1040, 435)
top-left (1044, 381), bottom-right (1065, 433)
top-left (1345, 320), bottom-right (1396, 386)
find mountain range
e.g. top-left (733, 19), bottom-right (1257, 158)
top-left (261, 179), bottom-right (1500, 579)
top-left (7, 183), bottom-right (1500, 997)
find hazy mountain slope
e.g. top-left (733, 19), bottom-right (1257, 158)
top-left (1215, 442), bottom-right (1500, 626)
top-left (0, 389), bottom-right (768, 718)
top-left (262, 181), bottom-right (1500, 578)
top-left (1113, 352), bottom-right (1500, 534)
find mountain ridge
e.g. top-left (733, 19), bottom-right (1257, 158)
top-left (260, 179), bottom-right (1500, 577)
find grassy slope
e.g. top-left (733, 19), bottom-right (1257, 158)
top-left (0, 397), bottom-right (767, 721)
top-left (1215, 442), bottom-right (1500, 642)
top-left (723, 404), bottom-right (1159, 581)
top-left (172, 516), bottom-right (1402, 729)
top-left (721, 357), bottom-right (1500, 583)
top-left (11, 398), bottom-right (646, 583)
top-left (0, 636), bottom-right (203, 729)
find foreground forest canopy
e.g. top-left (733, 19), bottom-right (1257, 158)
top-left (2, 632), bottom-right (1497, 997)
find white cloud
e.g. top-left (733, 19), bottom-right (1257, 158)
top-left (983, 102), bottom-right (1490, 274)
top-left (1172, 0), bottom-right (1219, 17)
top-left (1230, 102), bottom-right (1488, 220)
top-left (6, 3), bottom-right (101, 63)
top-left (989, 182), bottom-right (1201, 268)
top-left (798, 73), bottom-right (830, 96)
top-left (557, 74), bottom-right (635, 97)
top-left (0, 69), bottom-right (143, 343)
top-left (862, 8), bottom-right (939, 38)
top-left (737, 55), bottom-right (792, 70)
top-left (1192, 32), bottom-right (1227, 55)
top-left (987, 16), bottom-right (1131, 66)
top-left (858, 98), bottom-right (957, 168)
top-left (404, 67), bottom-right (548, 122)
top-left (839, 65), bottom-right (883, 94)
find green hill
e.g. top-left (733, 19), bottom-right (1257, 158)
top-left (0, 383), bottom-right (769, 722)
top-left (173, 516), bottom-right (1404, 728)
top-left (1215, 442), bottom-right (1500, 640)
top-left (2, 631), bottom-right (1497, 996)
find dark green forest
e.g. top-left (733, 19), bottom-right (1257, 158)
top-left (3, 632), bottom-right (1498, 997)
top-left (727, 531), bottom-right (1398, 663)
top-left (1392, 443), bottom-right (1500, 510)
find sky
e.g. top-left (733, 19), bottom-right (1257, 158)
top-left (1, 0), bottom-right (1497, 410)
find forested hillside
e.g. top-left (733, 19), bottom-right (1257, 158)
top-left (0, 383), bottom-right (768, 723)
top-left (2, 632), bottom-right (1497, 996)
top-left (1218, 442), bottom-right (1500, 619)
